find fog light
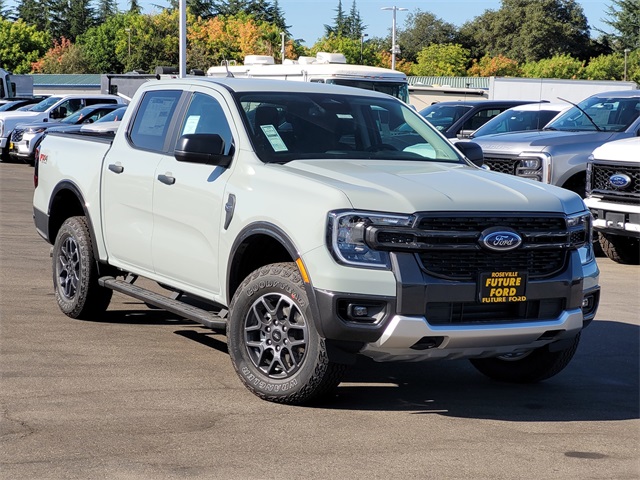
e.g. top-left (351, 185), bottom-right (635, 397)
top-left (351, 305), bottom-right (369, 317)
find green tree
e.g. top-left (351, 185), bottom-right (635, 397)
top-left (31, 37), bottom-right (92, 73)
top-left (601, 0), bottom-right (640, 50)
top-left (0, 18), bottom-right (50, 73)
top-left (95, 0), bottom-right (119, 23)
top-left (467, 54), bottom-right (521, 76)
top-left (310, 35), bottom-right (378, 65)
top-left (583, 53), bottom-right (624, 80)
top-left (345, 0), bottom-right (365, 39)
top-left (325, 0), bottom-right (347, 37)
top-left (397, 10), bottom-right (457, 63)
top-left (129, 0), bottom-right (141, 14)
top-left (77, 12), bottom-right (130, 73)
top-left (16, 0), bottom-right (41, 26)
top-left (411, 44), bottom-right (470, 76)
top-left (521, 53), bottom-right (585, 78)
top-left (460, 0), bottom-right (591, 63)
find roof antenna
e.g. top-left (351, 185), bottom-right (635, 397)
top-left (223, 58), bottom-right (234, 78)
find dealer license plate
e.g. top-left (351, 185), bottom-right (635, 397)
top-left (479, 271), bottom-right (527, 303)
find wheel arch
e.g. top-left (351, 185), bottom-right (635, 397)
top-left (560, 170), bottom-right (587, 197)
top-left (226, 222), bottom-right (301, 304)
top-left (48, 181), bottom-right (100, 261)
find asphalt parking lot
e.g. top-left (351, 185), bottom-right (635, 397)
top-left (1, 161), bottom-right (638, 479)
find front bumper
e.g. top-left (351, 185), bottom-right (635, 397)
top-left (312, 250), bottom-right (599, 361)
top-left (585, 197), bottom-right (640, 238)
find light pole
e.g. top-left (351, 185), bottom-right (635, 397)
top-left (125, 28), bottom-right (131, 58)
top-left (624, 48), bottom-right (631, 81)
top-left (360, 33), bottom-right (368, 64)
top-left (381, 6), bottom-right (407, 70)
top-left (280, 32), bottom-right (286, 64)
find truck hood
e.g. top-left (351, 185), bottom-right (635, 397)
top-left (0, 111), bottom-right (42, 121)
top-left (14, 120), bottom-right (53, 130)
top-left (473, 130), bottom-right (618, 153)
top-left (280, 160), bottom-right (586, 214)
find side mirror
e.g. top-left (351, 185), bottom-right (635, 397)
top-left (174, 134), bottom-right (232, 167)
top-left (453, 140), bottom-right (484, 167)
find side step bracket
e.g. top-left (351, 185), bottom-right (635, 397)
top-left (99, 276), bottom-right (227, 331)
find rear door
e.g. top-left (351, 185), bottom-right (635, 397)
top-left (102, 89), bottom-right (185, 276)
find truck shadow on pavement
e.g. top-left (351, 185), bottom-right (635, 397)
top-left (322, 319), bottom-right (639, 421)
top-left (85, 307), bottom-right (638, 422)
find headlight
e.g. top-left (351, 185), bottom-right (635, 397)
top-left (0, 120), bottom-right (4, 137)
top-left (516, 152), bottom-right (551, 183)
top-left (567, 211), bottom-right (594, 264)
top-left (26, 127), bottom-right (47, 134)
top-left (327, 211), bottom-right (414, 268)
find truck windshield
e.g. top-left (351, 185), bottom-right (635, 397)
top-left (29, 96), bottom-right (62, 112)
top-left (546, 95), bottom-right (640, 132)
top-left (326, 79), bottom-right (410, 103)
top-left (236, 91), bottom-right (464, 165)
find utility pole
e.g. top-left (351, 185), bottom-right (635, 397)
top-left (381, 6), bottom-right (407, 70)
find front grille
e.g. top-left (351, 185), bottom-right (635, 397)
top-left (412, 214), bottom-right (570, 280)
top-left (484, 156), bottom-right (519, 175)
top-left (591, 162), bottom-right (640, 202)
top-left (11, 129), bottom-right (24, 142)
top-left (426, 298), bottom-right (565, 325)
top-left (420, 249), bottom-right (566, 279)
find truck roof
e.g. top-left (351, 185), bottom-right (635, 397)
top-left (143, 76), bottom-right (398, 98)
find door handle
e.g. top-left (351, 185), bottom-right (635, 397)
top-left (108, 163), bottom-right (124, 174)
top-left (157, 173), bottom-right (176, 185)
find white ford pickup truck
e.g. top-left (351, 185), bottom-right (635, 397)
top-left (33, 78), bottom-right (600, 404)
top-left (585, 137), bottom-right (640, 264)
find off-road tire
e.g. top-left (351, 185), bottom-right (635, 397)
top-left (599, 233), bottom-right (640, 265)
top-left (53, 216), bottom-right (112, 319)
top-left (227, 262), bottom-right (346, 405)
top-left (469, 333), bottom-right (581, 383)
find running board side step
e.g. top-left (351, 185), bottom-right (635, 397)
top-left (99, 276), bottom-right (227, 331)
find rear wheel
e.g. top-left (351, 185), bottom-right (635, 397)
top-left (599, 233), bottom-right (640, 265)
top-left (469, 334), bottom-right (581, 383)
top-left (227, 262), bottom-right (346, 404)
top-left (53, 216), bottom-right (112, 318)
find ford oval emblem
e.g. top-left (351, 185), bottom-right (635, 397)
top-left (480, 229), bottom-right (522, 252)
top-left (609, 174), bottom-right (631, 189)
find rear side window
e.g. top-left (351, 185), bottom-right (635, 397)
top-left (129, 90), bottom-right (182, 152)
top-left (86, 98), bottom-right (118, 106)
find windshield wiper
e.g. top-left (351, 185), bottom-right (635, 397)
top-left (558, 97), bottom-right (602, 132)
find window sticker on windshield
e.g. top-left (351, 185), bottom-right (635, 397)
top-left (182, 115), bottom-right (200, 135)
top-left (260, 125), bottom-right (288, 152)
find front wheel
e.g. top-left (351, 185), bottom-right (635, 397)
top-left (599, 233), bottom-right (640, 265)
top-left (469, 334), bottom-right (581, 383)
top-left (52, 216), bottom-right (112, 319)
top-left (227, 262), bottom-right (346, 404)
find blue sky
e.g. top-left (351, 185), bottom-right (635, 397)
top-left (279, 0), bottom-right (611, 45)
top-left (133, 0), bottom-right (612, 46)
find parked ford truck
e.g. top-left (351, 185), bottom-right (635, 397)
top-left (33, 78), bottom-right (600, 405)
top-left (585, 137), bottom-right (640, 264)
top-left (472, 90), bottom-right (640, 197)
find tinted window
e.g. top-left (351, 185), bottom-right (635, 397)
top-left (179, 92), bottom-right (234, 155)
top-left (418, 104), bottom-right (472, 132)
top-left (130, 90), bottom-right (182, 152)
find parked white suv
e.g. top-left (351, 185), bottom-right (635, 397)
top-left (0, 94), bottom-right (126, 160)
top-left (585, 137), bottom-right (640, 264)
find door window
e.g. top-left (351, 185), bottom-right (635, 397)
top-left (129, 90), bottom-right (182, 152)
